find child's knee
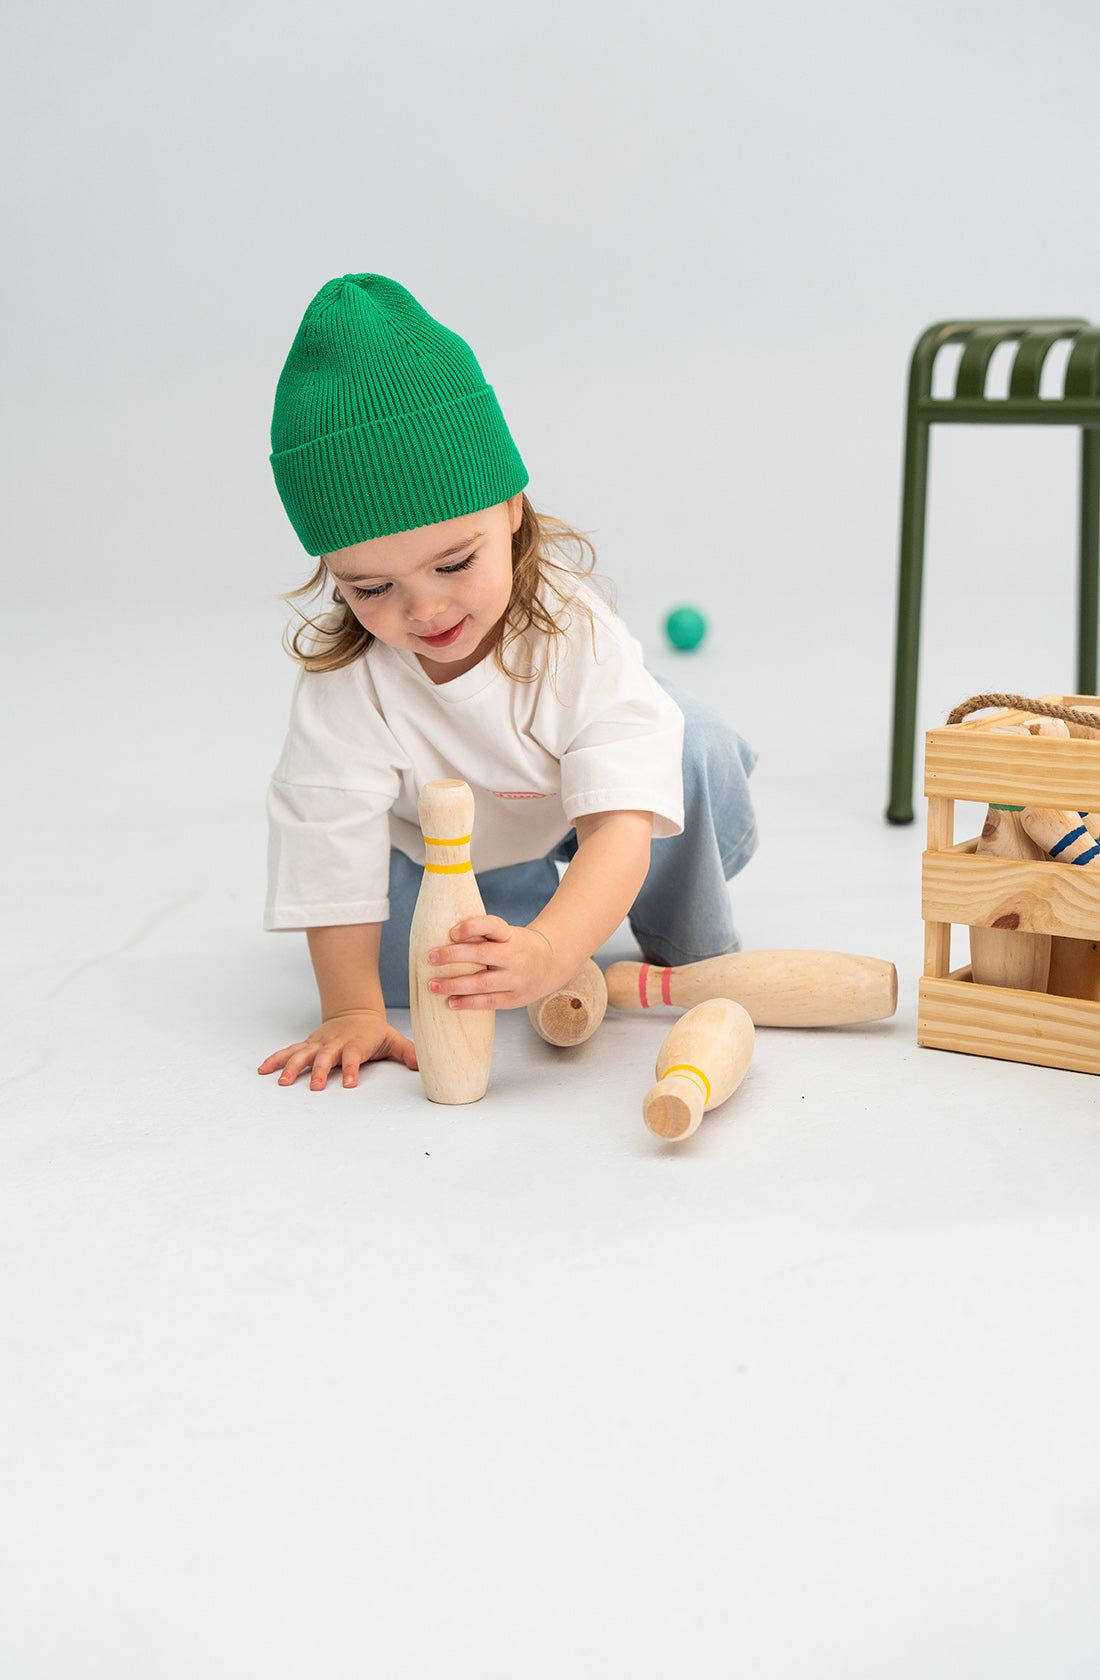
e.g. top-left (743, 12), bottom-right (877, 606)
top-left (679, 710), bottom-right (758, 876)
top-left (682, 708), bottom-right (756, 808)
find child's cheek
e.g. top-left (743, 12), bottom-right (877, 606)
top-left (367, 603), bottom-right (404, 645)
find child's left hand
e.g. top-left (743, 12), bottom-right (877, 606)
top-left (428, 918), bottom-right (560, 1010)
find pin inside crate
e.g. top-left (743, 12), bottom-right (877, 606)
top-left (919, 695), bottom-right (1100, 1075)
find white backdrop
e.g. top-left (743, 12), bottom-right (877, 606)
top-left (7, 9), bottom-right (1100, 1676)
top-left (4, 0), bottom-right (1099, 651)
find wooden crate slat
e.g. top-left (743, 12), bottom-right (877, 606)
top-left (918, 976), bottom-right (1100, 1075)
top-left (924, 728), bottom-right (1100, 807)
top-left (922, 848), bottom-right (1100, 940)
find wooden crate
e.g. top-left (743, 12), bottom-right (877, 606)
top-left (919, 694), bottom-right (1100, 1075)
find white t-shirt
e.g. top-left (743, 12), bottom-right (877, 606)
top-left (264, 577), bottom-right (684, 930)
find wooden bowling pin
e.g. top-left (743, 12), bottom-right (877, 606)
top-left (1048, 815), bottom-right (1100, 996)
top-left (1020, 808), bottom-right (1100, 864)
top-left (1023, 717), bottom-right (1071, 737)
top-left (1047, 937), bottom-right (1100, 1001)
top-left (604, 950), bottom-right (897, 1026)
top-left (527, 959), bottom-right (607, 1047)
top-left (969, 805), bottom-right (1051, 990)
top-left (642, 998), bottom-right (754, 1140)
top-left (1030, 807), bottom-right (1100, 998)
top-left (409, 780), bottom-right (494, 1104)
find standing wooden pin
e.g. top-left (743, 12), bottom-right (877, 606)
top-left (409, 780), bottom-right (494, 1104)
top-left (968, 804), bottom-right (1051, 990)
top-left (643, 997), bottom-right (755, 1140)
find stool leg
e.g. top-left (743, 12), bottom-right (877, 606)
top-left (1078, 426), bottom-right (1100, 696)
top-left (887, 417), bottom-right (931, 823)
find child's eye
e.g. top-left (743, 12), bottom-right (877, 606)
top-left (349, 555), bottom-right (472, 602)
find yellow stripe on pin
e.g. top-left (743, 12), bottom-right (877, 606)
top-left (425, 861), bottom-right (474, 874)
top-left (423, 833), bottom-right (473, 846)
top-left (661, 1063), bottom-right (712, 1103)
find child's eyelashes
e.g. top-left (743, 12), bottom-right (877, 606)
top-left (350, 555), bottom-right (474, 601)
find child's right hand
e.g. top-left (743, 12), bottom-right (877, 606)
top-left (258, 1010), bottom-right (418, 1091)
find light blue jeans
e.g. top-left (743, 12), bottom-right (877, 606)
top-left (377, 677), bottom-right (757, 1006)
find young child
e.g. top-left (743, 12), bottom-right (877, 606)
top-left (258, 274), bottom-right (757, 1090)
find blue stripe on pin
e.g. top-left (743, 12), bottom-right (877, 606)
top-left (1074, 841), bottom-right (1100, 866)
top-left (1049, 825), bottom-right (1088, 858)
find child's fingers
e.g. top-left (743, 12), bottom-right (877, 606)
top-left (447, 990), bottom-right (511, 1011)
top-left (262, 1040), bottom-right (328, 1076)
top-left (383, 1030), bottom-right (419, 1071)
top-left (447, 915), bottom-right (511, 944)
top-left (429, 939), bottom-right (496, 969)
top-left (431, 968), bottom-right (508, 1000)
top-left (258, 1047), bottom-right (295, 1075)
top-left (341, 1045), bottom-right (363, 1088)
top-left (309, 1053), bottom-right (333, 1090)
top-left (276, 1044), bottom-right (316, 1085)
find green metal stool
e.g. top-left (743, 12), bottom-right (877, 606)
top-left (886, 317), bottom-right (1100, 822)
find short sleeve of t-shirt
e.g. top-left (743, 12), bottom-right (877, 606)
top-left (264, 664), bottom-right (409, 930)
top-left (525, 585), bottom-right (684, 838)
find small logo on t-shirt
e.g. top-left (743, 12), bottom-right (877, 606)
top-left (490, 790), bottom-right (548, 800)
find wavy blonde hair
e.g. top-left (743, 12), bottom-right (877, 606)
top-left (279, 495), bottom-right (603, 678)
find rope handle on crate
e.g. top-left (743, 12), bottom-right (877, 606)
top-left (946, 693), bottom-right (1100, 730)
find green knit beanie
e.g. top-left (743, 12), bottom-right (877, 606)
top-left (270, 274), bottom-right (529, 555)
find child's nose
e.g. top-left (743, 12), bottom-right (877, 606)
top-left (407, 586), bottom-right (449, 624)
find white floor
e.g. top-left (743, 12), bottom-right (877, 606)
top-left (5, 588), bottom-right (1100, 1679)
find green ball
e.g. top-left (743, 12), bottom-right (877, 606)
top-left (664, 605), bottom-right (708, 651)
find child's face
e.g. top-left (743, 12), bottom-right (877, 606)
top-left (323, 494), bottom-right (524, 682)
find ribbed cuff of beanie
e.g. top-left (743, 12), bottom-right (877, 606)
top-left (270, 386), bottom-right (528, 555)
